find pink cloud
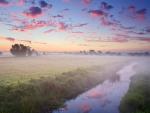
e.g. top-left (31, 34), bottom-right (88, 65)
top-left (20, 40), bottom-right (32, 44)
top-left (140, 38), bottom-right (150, 42)
top-left (72, 31), bottom-right (84, 34)
top-left (0, 36), bottom-right (47, 45)
top-left (74, 23), bottom-right (88, 27)
top-left (17, 0), bottom-right (25, 6)
top-left (100, 2), bottom-right (113, 10)
top-left (58, 22), bottom-right (68, 31)
top-left (12, 20), bottom-right (57, 32)
top-left (112, 37), bottom-right (128, 43)
top-left (85, 36), bottom-right (128, 43)
top-left (44, 29), bottom-right (55, 34)
top-left (128, 5), bottom-right (147, 21)
top-left (23, 6), bottom-right (43, 18)
top-left (16, 22), bottom-right (47, 31)
top-left (11, 13), bottom-right (28, 25)
top-left (5, 37), bottom-right (15, 42)
top-left (100, 17), bottom-right (113, 26)
top-left (24, 21), bottom-right (47, 30)
top-left (53, 14), bottom-right (64, 18)
top-left (63, 0), bottom-right (71, 3)
top-left (89, 10), bottom-right (106, 17)
top-left (82, 0), bottom-right (92, 5)
top-left (34, 42), bottom-right (47, 45)
top-left (128, 5), bottom-right (136, 13)
top-left (0, 0), bottom-right (10, 7)
top-left (136, 9), bottom-right (147, 21)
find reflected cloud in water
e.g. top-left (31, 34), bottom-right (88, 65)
top-left (53, 63), bottom-right (137, 113)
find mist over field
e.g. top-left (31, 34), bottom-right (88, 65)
top-left (0, 0), bottom-right (150, 113)
top-left (0, 53), bottom-right (150, 113)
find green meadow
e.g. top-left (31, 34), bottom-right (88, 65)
top-left (0, 55), bottom-right (150, 113)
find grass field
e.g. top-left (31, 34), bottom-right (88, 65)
top-left (0, 55), bottom-right (135, 85)
top-left (0, 55), bottom-right (150, 113)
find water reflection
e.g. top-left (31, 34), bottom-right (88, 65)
top-left (53, 63), bottom-right (137, 113)
top-left (80, 103), bottom-right (91, 113)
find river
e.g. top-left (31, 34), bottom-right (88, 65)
top-left (52, 63), bottom-right (137, 113)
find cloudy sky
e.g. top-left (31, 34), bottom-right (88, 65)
top-left (0, 0), bottom-right (150, 52)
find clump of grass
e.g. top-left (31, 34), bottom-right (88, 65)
top-left (119, 74), bottom-right (150, 113)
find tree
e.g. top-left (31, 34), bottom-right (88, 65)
top-left (0, 51), bottom-right (2, 55)
top-left (10, 44), bottom-right (34, 57)
top-left (89, 50), bottom-right (96, 54)
top-left (97, 50), bottom-right (102, 54)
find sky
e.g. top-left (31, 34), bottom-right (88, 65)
top-left (0, 0), bottom-right (150, 52)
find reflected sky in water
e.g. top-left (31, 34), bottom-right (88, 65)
top-left (53, 63), bottom-right (137, 113)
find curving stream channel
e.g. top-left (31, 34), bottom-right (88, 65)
top-left (53, 63), bottom-right (137, 113)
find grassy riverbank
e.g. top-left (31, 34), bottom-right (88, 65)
top-left (0, 62), bottom-right (125, 113)
top-left (0, 55), bottom-right (132, 113)
top-left (120, 61), bottom-right (150, 113)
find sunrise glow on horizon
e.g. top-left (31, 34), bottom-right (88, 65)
top-left (0, 0), bottom-right (150, 52)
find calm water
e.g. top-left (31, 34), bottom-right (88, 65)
top-left (53, 63), bottom-right (137, 113)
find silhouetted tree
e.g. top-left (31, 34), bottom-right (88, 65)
top-left (0, 51), bottom-right (2, 55)
top-left (80, 50), bottom-right (87, 54)
top-left (89, 50), bottom-right (96, 54)
top-left (97, 50), bottom-right (102, 54)
top-left (43, 52), bottom-right (46, 55)
top-left (10, 44), bottom-right (33, 57)
top-left (30, 49), bottom-right (39, 56)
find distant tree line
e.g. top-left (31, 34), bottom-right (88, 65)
top-left (10, 44), bottom-right (38, 57)
top-left (78, 50), bottom-right (150, 56)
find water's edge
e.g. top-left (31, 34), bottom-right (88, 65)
top-left (53, 63), bottom-right (137, 113)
